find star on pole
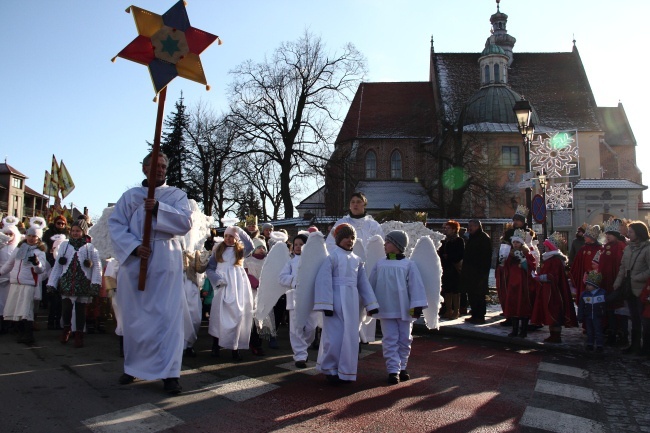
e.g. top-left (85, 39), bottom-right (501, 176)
top-left (112, 1), bottom-right (221, 98)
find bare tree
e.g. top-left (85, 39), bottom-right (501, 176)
top-left (183, 102), bottom-right (241, 221)
top-left (228, 30), bottom-right (367, 218)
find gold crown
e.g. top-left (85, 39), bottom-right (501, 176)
top-left (511, 228), bottom-right (527, 242)
top-left (546, 231), bottom-right (565, 249)
top-left (585, 270), bottom-right (603, 287)
top-left (514, 204), bottom-right (529, 218)
top-left (245, 215), bottom-right (258, 227)
top-left (602, 217), bottom-right (621, 234)
top-left (415, 212), bottom-right (427, 222)
top-left (585, 224), bottom-right (601, 240)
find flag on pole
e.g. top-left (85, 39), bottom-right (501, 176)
top-left (51, 155), bottom-right (60, 189)
top-left (43, 170), bottom-right (58, 196)
top-left (58, 160), bottom-right (75, 199)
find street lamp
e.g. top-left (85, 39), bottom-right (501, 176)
top-left (538, 171), bottom-right (548, 241)
top-left (513, 97), bottom-right (535, 229)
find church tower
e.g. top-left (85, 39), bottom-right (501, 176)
top-left (486, 0), bottom-right (516, 66)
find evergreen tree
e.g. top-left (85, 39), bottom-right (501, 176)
top-left (161, 93), bottom-right (190, 193)
top-left (236, 187), bottom-right (264, 221)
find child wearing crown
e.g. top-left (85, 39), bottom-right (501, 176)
top-left (502, 228), bottom-right (537, 338)
top-left (531, 232), bottom-right (578, 343)
top-left (570, 224), bottom-right (603, 305)
top-left (577, 270), bottom-right (607, 352)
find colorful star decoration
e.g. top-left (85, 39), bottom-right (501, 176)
top-left (112, 1), bottom-right (220, 97)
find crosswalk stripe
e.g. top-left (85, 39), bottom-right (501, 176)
top-left (203, 375), bottom-right (280, 402)
top-left (82, 403), bottom-right (184, 433)
top-left (520, 406), bottom-right (606, 433)
top-left (538, 362), bottom-right (589, 378)
top-left (535, 379), bottom-right (600, 403)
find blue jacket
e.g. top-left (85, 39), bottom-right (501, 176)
top-left (577, 287), bottom-right (607, 321)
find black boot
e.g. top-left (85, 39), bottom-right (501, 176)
top-left (211, 337), bottom-right (220, 358)
top-left (119, 336), bottom-right (124, 358)
top-left (15, 320), bottom-right (24, 343)
top-left (623, 330), bottom-right (641, 354)
top-left (508, 318), bottom-right (519, 337)
top-left (18, 320), bottom-right (35, 345)
top-left (519, 319), bottom-right (529, 338)
top-left (0, 316), bottom-right (7, 334)
top-left (231, 350), bottom-right (243, 362)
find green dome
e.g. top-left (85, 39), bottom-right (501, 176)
top-left (460, 86), bottom-right (540, 126)
top-left (481, 44), bottom-right (506, 56)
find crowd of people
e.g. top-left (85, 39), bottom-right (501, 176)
top-left (3, 150), bottom-right (650, 397)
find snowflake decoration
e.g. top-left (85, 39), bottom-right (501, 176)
top-left (546, 182), bottom-right (573, 210)
top-left (529, 131), bottom-right (579, 178)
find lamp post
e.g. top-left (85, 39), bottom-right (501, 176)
top-left (513, 97), bottom-right (535, 229)
top-left (538, 171), bottom-right (548, 241)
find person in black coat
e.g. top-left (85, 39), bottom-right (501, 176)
top-left (437, 220), bottom-right (465, 319)
top-left (460, 219), bottom-right (493, 324)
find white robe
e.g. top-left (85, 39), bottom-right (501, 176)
top-left (207, 232), bottom-right (254, 350)
top-left (314, 246), bottom-right (379, 381)
top-left (369, 258), bottom-right (428, 374)
top-left (108, 184), bottom-right (192, 381)
top-left (0, 234), bottom-right (19, 314)
top-left (326, 214), bottom-right (384, 343)
top-left (182, 276), bottom-right (202, 347)
top-left (1, 243), bottom-right (47, 321)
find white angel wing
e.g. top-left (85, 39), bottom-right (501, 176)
top-left (294, 231), bottom-right (328, 330)
top-left (410, 236), bottom-right (443, 330)
top-left (353, 238), bottom-right (366, 263)
top-left (365, 235), bottom-right (385, 275)
top-left (255, 241), bottom-right (290, 322)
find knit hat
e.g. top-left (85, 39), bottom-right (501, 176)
top-left (2, 215), bottom-right (19, 228)
top-left (224, 225), bottom-right (240, 241)
top-left (261, 222), bottom-right (273, 231)
top-left (27, 216), bottom-right (46, 238)
top-left (584, 224), bottom-right (601, 241)
top-left (54, 215), bottom-right (67, 225)
top-left (511, 228), bottom-right (526, 245)
top-left (513, 205), bottom-right (529, 223)
top-left (334, 223), bottom-right (356, 245)
top-left (72, 218), bottom-right (89, 235)
top-left (385, 230), bottom-right (409, 253)
top-left (252, 237), bottom-right (267, 251)
top-left (585, 270), bottom-right (603, 288)
top-left (543, 232), bottom-right (564, 251)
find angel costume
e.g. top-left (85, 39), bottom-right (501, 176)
top-left (182, 249), bottom-right (210, 350)
top-left (279, 253), bottom-right (319, 362)
top-left (1, 241), bottom-right (47, 321)
top-left (369, 256), bottom-right (427, 375)
top-left (326, 214), bottom-right (384, 343)
top-left (108, 183), bottom-right (192, 381)
top-left (206, 227), bottom-right (255, 350)
top-left (314, 246), bottom-right (379, 381)
top-left (0, 224), bottom-right (21, 329)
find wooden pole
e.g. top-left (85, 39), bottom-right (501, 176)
top-left (138, 87), bottom-right (167, 291)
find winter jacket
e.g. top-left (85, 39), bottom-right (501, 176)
top-left (0, 241), bottom-right (46, 286)
top-left (459, 228), bottom-right (493, 296)
top-left (614, 240), bottom-right (650, 297)
top-left (47, 239), bottom-right (102, 297)
top-left (577, 287), bottom-right (607, 322)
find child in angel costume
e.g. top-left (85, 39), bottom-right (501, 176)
top-left (47, 219), bottom-right (102, 348)
top-left (0, 217), bottom-right (48, 345)
top-left (206, 225), bottom-right (255, 361)
top-left (369, 230), bottom-right (428, 384)
top-left (0, 217), bottom-right (22, 334)
top-left (279, 233), bottom-right (320, 368)
top-left (245, 237), bottom-right (277, 355)
top-left (314, 223), bottom-right (379, 383)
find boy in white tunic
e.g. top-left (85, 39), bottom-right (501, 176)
top-left (314, 223), bottom-right (379, 383)
top-left (369, 230), bottom-right (428, 384)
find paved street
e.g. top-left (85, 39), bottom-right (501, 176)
top-left (1, 311), bottom-right (649, 433)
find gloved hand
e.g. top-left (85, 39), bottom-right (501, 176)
top-left (27, 255), bottom-right (39, 266)
top-left (412, 307), bottom-right (423, 318)
top-left (367, 308), bottom-right (379, 316)
top-left (46, 285), bottom-right (57, 294)
top-left (324, 310), bottom-right (334, 317)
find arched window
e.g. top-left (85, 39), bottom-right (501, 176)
top-left (484, 65), bottom-right (490, 84)
top-left (493, 64), bottom-right (500, 82)
top-left (365, 150), bottom-right (377, 179)
top-left (390, 150), bottom-right (402, 179)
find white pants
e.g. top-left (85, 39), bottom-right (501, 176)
top-left (380, 318), bottom-right (413, 374)
top-left (289, 309), bottom-right (320, 361)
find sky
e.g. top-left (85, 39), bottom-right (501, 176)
top-left (3, 0), bottom-right (649, 220)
